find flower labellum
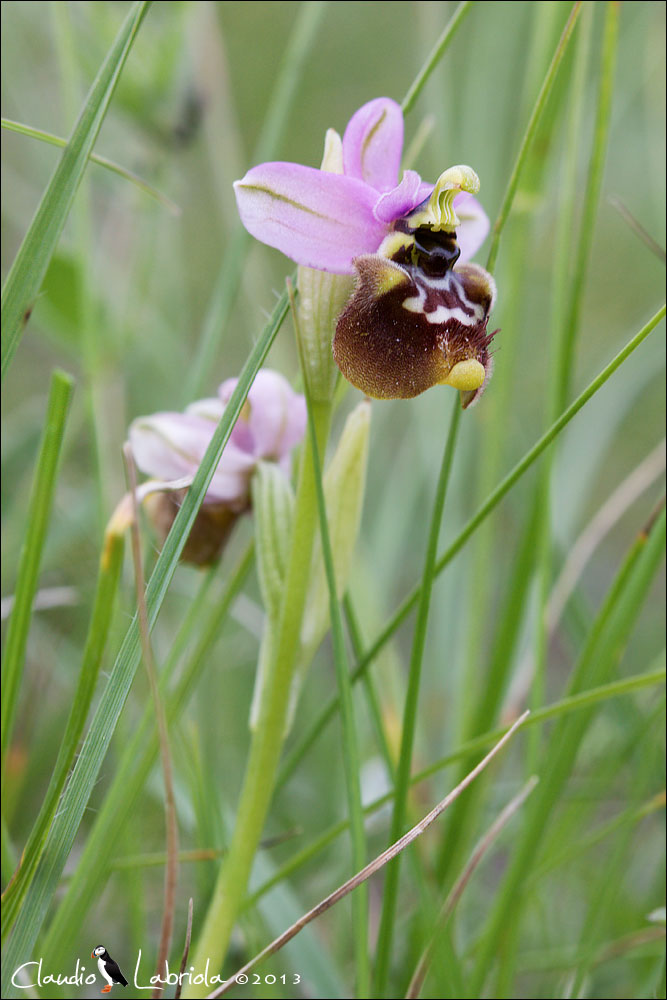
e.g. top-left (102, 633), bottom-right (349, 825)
top-left (128, 369), bottom-right (306, 565)
top-left (234, 98), bottom-right (497, 406)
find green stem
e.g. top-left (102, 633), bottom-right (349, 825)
top-left (373, 395), bottom-right (461, 997)
top-left (301, 372), bottom-right (369, 997)
top-left (293, 286), bottom-right (369, 996)
top-left (185, 401), bottom-right (332, 993)
top-left (344, 595), bottom-right (395, 778)
top-left (559, 0), bottom-right (619, 397)
top-left (530, 0), bottom-right (614, 774)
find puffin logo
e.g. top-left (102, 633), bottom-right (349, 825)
top-left (92, 946), bottom-right (128, 993)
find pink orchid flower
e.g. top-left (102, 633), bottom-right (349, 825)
top-left (234, 98), bottom-right (497, 406)
top-left (234, 97), bottom-right (489, 274)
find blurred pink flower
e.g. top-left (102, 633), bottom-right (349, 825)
top-left (129, 369), bottom-right (306, 510)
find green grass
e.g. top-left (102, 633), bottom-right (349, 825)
top-left (2, 2), bottom-right (665, 999)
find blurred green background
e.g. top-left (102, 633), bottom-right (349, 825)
top-left (2, 2), bottom-right (665, 997)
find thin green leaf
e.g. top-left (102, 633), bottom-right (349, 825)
top-left (400, 1), bottom-right (474, 115)
top-left (0, 0), bottom-right (152, 380)
top-left (486, 1), bottom-right (582, 273)
top-left (373, 395), bottom-right (461, 995)
top-left (1, 118), bottom-right (179, 213)
top-left (1, 369), bottom-right (74, 768)
top-left (1, 529), bottom-right (124, 938)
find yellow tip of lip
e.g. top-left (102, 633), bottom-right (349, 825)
top-left (443, 359), bottom-right (486, 391)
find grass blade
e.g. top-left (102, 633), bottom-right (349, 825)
top-left (470, 504), bottom-right (667, 994)
top-left (1, 369), bottom-right (74, 768)
top-left (0, 0), bottom-right (152, 380)
top-left (401, 1), bottom-right (474, 115)
top-left (1, 290), bottom-right (289, 995)
top-left (485, 1), bottom-right (582, 273)
top-left (1, 117), bottom-right (179, 213)
top-left (373, 395), bottom-right (462, 995)
top-left (1, 526), bottom-right (124, 937)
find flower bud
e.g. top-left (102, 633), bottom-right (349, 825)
top-left (301, 400), bottom-right (371, 667)
top-left (251, 461), bottom-right (295, 622)
top-left (296, 129), bottom-right (355, 403)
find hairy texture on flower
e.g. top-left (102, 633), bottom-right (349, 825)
top-left (127, 369), bottom-right (306, 564)
top-left (333, 231), bottom-right (497, 405)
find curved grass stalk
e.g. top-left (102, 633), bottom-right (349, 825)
top-left (124, 445), bottom-right (179, 994)
top-left (1, 118), bottom-right (179, 213)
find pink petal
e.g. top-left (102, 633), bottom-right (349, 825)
top-left (373, 171), bottom-right (432, 224)
top-left (129, 413), bottom-right (213, 482)
top-left (186, 397), bottom-right (224, 422)
top-left (219, 370), bottom-right (307, 462)
top-left (454, 192), bottom-right (490, 263)
top-left (234, 162), bottom-right (387, 274)
top-left (129, 412), bottom-right (255, 506)
top-left (342, 97), bottom-right (404, 192)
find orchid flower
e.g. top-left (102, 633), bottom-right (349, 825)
top-left (234, 97), bottom-right (498, 406)
top-left (128, 369), bottom-right (306, 564)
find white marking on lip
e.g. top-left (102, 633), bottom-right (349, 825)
top-left (424, 305), bottom-right (479, 325)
